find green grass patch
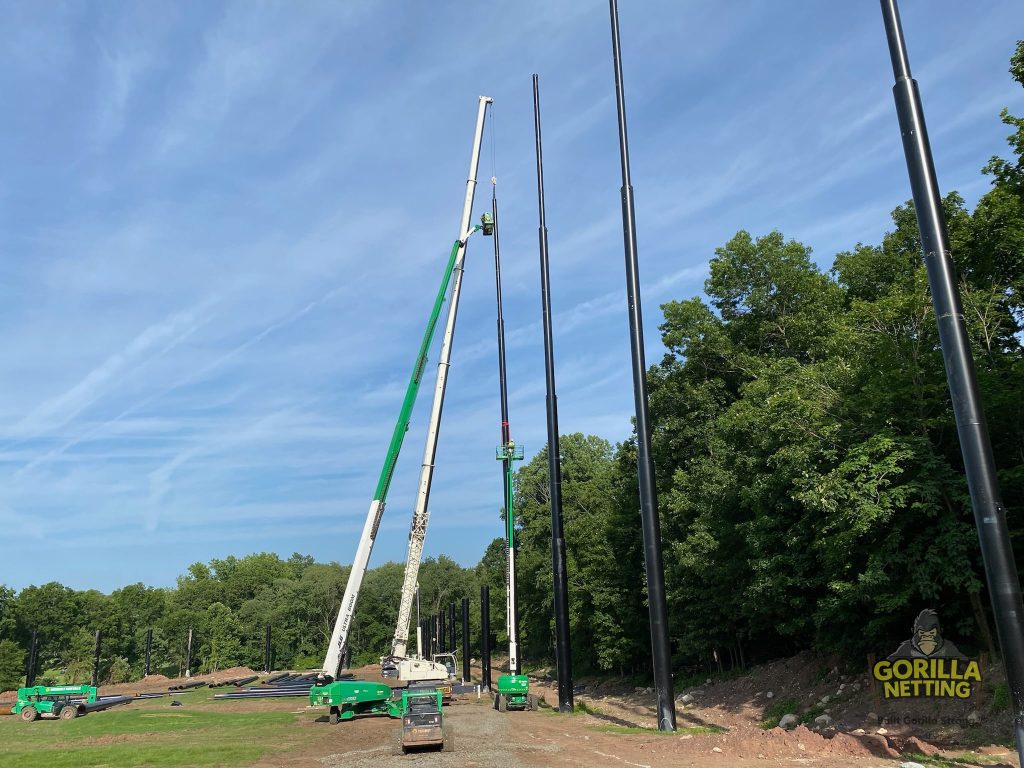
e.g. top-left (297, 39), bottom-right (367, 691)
top-left (760, 698), bottom-right (800, 729)
top-left (588, 724), bottom-right (725, 736)
top-left (798, 703), bottom-right (827, 725)
top-left (901, 752), bottom-right (1008, 767)
top-left (574, 699), bottom-right (603, 716)
top-left (0, 696), bottom-right (299, 768)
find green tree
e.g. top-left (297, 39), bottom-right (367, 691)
top-left (0, 639), bottom-right (26, 690)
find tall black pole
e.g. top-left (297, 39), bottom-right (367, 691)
top-left (491, 181), bottom-right (523, 676)
top-left (438, 609), bottom-right (446, 654)
top-left (91, 630), bottom-right (102, 687)
top-left (880, 1), bottom-right (1024, 760)
top-left (481, 585), bottom-right (492, 690)
top-left (264, 623), bottom-right (272, 673)
top-left (449, 603), bottom-right (456, 655)
top-left (608, 0), bottom-right (676, 732)
top-left (144, 628), bottom-right (153, 677)
top-left (26, 629), bottom-right (38, 687)
top-left (185, 627), bottom-right (193, 678)
top-left (461, 597), bottom-right (471, 682)
top-left (533, 73), bottom-right (575, 714)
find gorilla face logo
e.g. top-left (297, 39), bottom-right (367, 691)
top-left (887, 608), bottom-right (966, 660)
top-left (912, 610), bottom-right (943, 655)
top-left (915, 625), bottom-right (940, 655)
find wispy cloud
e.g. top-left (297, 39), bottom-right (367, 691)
top-left (1, 1), bottom-right (1018, 590)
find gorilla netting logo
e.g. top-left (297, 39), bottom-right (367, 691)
top-left (872, 609), bottom-right (981, 699)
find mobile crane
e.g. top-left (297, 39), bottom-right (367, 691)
top-left (388, 96), bottom-right (492, 671)
top-left (319, 96), bottom-right (492, 685)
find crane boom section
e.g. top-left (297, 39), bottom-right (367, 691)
top-left (392, 95), bottom-right (492, 658)
top-left (320, 238), bottom-right (463, 679)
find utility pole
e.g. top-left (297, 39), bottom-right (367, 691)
top-left (880, 2), bottom-right (1024, 762)
top-left (264, 624), bottom-right (272, 674)
top-left (144, 629), bottom-right (153, 677)
top-left (481, 585), bottom-right (492, 690)
top-left (533, 73), bottom-right (574, 713)
top-left (26, 630), bottom-right (38, 687)
top-left (185, 627), bottom-right (193, 679)
top-left (91, 630), bottom-right (102, 687)
top-left (461, 598), bottom-right (471, 682)
top-left (490, 176), bottom-right (525, 678)
top-left (449, 603), bottom-right (456, 655)
top-left (607, 0), bottom-right (676, 732)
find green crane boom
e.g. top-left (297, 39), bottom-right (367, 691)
top-left (321, 232), bottom-right (479, 679)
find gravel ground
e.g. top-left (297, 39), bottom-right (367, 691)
top-left (317, 699), bottom-right (559, 768)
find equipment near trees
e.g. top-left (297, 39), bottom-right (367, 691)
top-left (308, 680), bottom-right (399, 724)
top-left (391, 96), bottom-right (494, 664)
top-left (395, 689), bottom-right (452, 754)
top-left (13, 685), bottom-right (98, 721)
top-left (493, 674), bottom-right (536, 712)
top-left (320, 96), bottom-right (493, 683)
top-left (495, 439), bottom-right (528, 712)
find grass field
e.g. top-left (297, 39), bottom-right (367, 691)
top-left (0, 694), bottom-right (303, 768)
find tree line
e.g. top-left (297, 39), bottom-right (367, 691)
top-left (2, 42), bottom-right (1021, 694)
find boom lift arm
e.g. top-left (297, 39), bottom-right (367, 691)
top-left (320, 230), bottom-right (482, 681)
top-left (391, 95), bottom-right (493, 660)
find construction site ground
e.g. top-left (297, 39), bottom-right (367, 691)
top-left (1, 655), bottom-right (1019, 768)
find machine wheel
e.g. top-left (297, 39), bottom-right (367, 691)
top-left (442, 725), bottom-right (454, 752)
top-left (497, 694), bottom-right (507, 713)
top-left (527, 694), bottom-right (538, 711)
top-left (328, 707), bottom-right (339, 725)
top-left (20, 706), bottom-right (39, 722)
top-left (59, 705), bottom-right (78, 720)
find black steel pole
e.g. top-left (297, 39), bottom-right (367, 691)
top-left (461, 597), bottom-right (471, 682)
top-left (449, 603), bottom-right (456, 655)
top-left (491, 182), bottom-right (523, 676)
top-left (481, 585), bottom-right (492, 690)
top-left (880, 1), bottom-right (1024, 760)
top-left (264, 624), bottom-right (272, 674)
top-left (91, 630), bottom-right (102, 687)
top-left (533, 73), bottom-right (575, 714)
top-left (608, 0), bottom-right (676, 732)
top-left (144, 628), bottom-right (153, 677)
top-left (26, 629), bottom-right (38, 687)
top-left (185, 627), bottom-right (193, 678)
top-left (439, 609), bottom-right (446, 654)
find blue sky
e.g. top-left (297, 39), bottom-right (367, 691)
top-left (1, 2), bottom-right (1021, 592)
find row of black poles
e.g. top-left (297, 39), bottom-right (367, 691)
top-left (880, 0), bottom-right (1024, 761)
top-left (21, 623), bottom-right (274, 686)
top-left (532, 74), bottom-right (574, 713)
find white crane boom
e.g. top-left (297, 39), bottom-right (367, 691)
top-left (320, 96), bottom-right (492, 681)
top-left (391, 95), bottom-right (492, 659)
